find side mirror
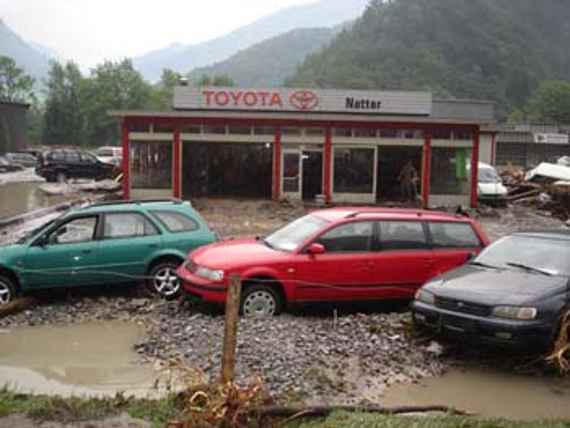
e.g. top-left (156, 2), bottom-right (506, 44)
top-left (35, 235), bottom-right (49, 247)
top-left (466, 252), bottom-right (477, 262)
top-left (307, 243), bottom-right (326, 255)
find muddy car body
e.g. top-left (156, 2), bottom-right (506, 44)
top-left (178, 207), bottom-right (490, 316)
top-left (412, 231), bottom-right (570, 349)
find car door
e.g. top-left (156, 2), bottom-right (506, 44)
top-left (369, 220), bottom-right (433, 299)
top-left (23, 215), bottom-right (101, 288)
top-left (426, 221), bottom-right (484, 277)
top-left (96, 212), bottom-right (162, 284)
top-left (293, 221), bottom-right (377, 302)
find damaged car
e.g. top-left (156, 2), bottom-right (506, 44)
top-left (0, 199), bottom-right (216, 305)
top-left (412, 231), bottom-right (570, 349)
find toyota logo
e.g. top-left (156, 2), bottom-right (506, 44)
top-left (289, 90), bottom-right (319, 111)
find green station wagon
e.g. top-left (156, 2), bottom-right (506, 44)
top-left (0, 200), bottom-right (216, 305)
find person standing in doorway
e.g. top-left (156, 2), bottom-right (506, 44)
top-left (399, 161), bottom-right (418, 202)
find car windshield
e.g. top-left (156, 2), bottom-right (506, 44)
top-left (478, 168), bottom-right (501, 183)
top-left (16, 216), bottom-right (61, 244)
top-left (475, 235), bottom-right (570, 276)
top-left (264, 214), bottom-right (330, 252)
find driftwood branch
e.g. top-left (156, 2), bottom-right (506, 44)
top-left (0, 297), bottom-right (37, 319)
top-left (256, 404), bottom-right (474, 419)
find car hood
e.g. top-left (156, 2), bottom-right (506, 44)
top-left (425, 265), bottom-right (568, 306)
top-left (190, 238), bottom-right (288, 269)
top-left (478, 182), bottom-right (508, 196)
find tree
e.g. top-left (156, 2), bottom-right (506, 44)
top-left (148, 68), bottom-right (183, 111)
top-left (526, 80), bottom-right (570, 124)
top-left (0, 55), bottom-right (35, 103)
top-left (194, 74), bottom-right (236, 87)
top-left (42, 61), bottom-right (87, 146)
top-left (83, 59), bottom-right (153, 145)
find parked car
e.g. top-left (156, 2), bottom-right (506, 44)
top-left (0, 200), bottom-right (217, 306)
top-left (95, 146), bottom-right (123, 167)
top-left (0, 156), bottom-right (24, 173)
top-left (412, 231), bottom-right (570, 349)
top-left (5, 152), bottom-right (38, 168)
top-left (177, 207), bottom-right (490, 317)
top-left (36, 149), bottom-right (116, 182)
top-left (468, 162), bottom-right (508, 206)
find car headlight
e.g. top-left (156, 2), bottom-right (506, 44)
top-left (195, 266), bottom-right (225, 282)
top-left (415, 289), bottom-right (435, 305)
top-left (492, 306), bottom-right (537, 320)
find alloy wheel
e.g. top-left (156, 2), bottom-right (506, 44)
top-left (153, 267), bottom-right (180, 297)
top-left (242, 290), bottom-right (276, 317)
top-left (0, 281), bottom-right (12, 306)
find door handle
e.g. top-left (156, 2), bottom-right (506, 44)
top-left (148, 243), bottom-right (159, 248)
top-left (81, 249), bottom-right (92, 254)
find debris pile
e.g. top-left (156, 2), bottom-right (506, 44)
top-left (500, 163), bottom-right (570, 222)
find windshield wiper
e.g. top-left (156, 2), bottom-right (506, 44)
top-left (470, 261), bottom-right (500, 270)
top-left (506, 262), bottom-right (553, 276)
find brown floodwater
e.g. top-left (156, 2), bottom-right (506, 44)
top-left (0, 182), bottom-right (68, 220)
top-left (381, 367), bottom-right (570, 420)
top-left (0, 322), bottom-right (158, 397)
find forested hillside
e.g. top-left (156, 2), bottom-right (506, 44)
top-left (287, 0), bottom-right (570, 118)
top-left (189, 27), bottom-right (338, 88)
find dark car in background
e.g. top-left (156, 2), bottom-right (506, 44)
top-left (5, 152), bottom-right (38, 168)
top-left (36, 149), bottom-right (116, 183)
top-left (412, 231), bottom-right (570, 350)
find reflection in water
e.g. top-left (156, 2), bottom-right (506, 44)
top-left (0, 322), bottom-right (158, 397)
top-left (0, 182), bottom-right (69, 219)
top-left (381, 367), bottom-right (570, 420)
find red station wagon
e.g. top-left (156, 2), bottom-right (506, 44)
top-left (177, 208), bottom-right (490, 316)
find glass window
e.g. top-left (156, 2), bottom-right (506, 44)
top-left (81, 153), bottom-right (97, 164)
top-left (454, 130), bottom-right (473, 140)
top-left (229, 126), bottom-right (252, 135)
top-left (49, 151), bottom-right (65, 161)
top-left (151, 210), bottom-right (198, 233)
top-left (254, 126), bottom-right (276, 135)
top-left (334, 128), bottom-right (352, 137)
top-left (283, 153), bottom-right (300, 193)
top-left (66, 152), bottom-right (80, 162)
top-left (154, 123), bottom-right (173, 133)
top-left (131, 142), bottom-right (172, 190)
top-left (432, 129), bottom-right (452, 139)
top-left (429, 222), bottom-right (480, 248)
top-left (430, 147), bottom-right (472, 195)
top-left (129, 123), bottom-right (150, 133)
top-left (282, 127), bottom-right (301, 136)
top-left (203, 125), bottom-right (226, 134)
top-left (380, 129), bottom-right (398, 138)
top-left (103, 213), bottom-right (158, 239)
top-left (265, 214), bottom-right (329, 252)
top-left (354, 128), bottom-right (377, 138)
top-left (49, 217), bottom-right (97, 245)
top-left (317, 222), bottom-right (374, 253)
top-left (334, 148), bottom-right (374, 194)
top-left (305, 127), bottom-right (324, 137)
top-left (181, 125), bottom-right (202, 134)
top-left (380, 221), bottom-right (427, 250)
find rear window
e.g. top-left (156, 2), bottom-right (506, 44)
top-left (429, 222), bottom-right (481, 248)
top-left (379, 221), bottom-right (428, 250)
top-left (150, 210), bottom-right (199, 232)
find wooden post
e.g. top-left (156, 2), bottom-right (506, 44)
top-left (221, 274), bottom-right (242, 384)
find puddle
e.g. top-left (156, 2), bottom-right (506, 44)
top-left (0, 181), bottom-right (69, 220)
top-left (381, 367), bottom-right (570, 420)
top-left (0, 321), bottom-right (159, 397)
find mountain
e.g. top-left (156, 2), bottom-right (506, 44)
top-left (0, 19), bottom-right (53, 81)
top-left (286, 0), bottom-right (570, 119)
top-left (133, 0), bottom-right (369, 82)
top-left (188, 27), bottom-right (340, 87)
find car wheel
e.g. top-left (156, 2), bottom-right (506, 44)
top-left (56, 172), bottom-right (67, 183)
top-left (241, 284), bottom-right (282, 317)
top-left (147, 262), bottom-right (182, 299)
top-left (0, 276), bottom-right (16, 306)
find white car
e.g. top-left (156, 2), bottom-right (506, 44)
top-left (95, 146), bottom-right (122, 166)
top-left (476, 162), bottom-right (508, 205)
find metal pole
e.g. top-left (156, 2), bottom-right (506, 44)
top-left (221, 274), bottom-right (242, 384)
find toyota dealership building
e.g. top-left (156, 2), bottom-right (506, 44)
top-left (111, 86), bottom-right (496, 208)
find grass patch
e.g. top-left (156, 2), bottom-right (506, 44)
top-left (0, 387), bottom-right (179, 428)
top-left (289, 412), bottom-right (570, 428)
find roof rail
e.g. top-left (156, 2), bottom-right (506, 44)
top-left (345, 209), bottom-right (425, 219)
top-left (88, 198), bottom-right (184, 208)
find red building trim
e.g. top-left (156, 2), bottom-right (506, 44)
top-left (272, 127), bottom-right (282, 200)
top-left (471, 130), bottom-right (480, 209)
top-left (324, 127), bottom-right (333, 204)
top-left (121, 120), bottom-right (130, 200)
top-left (421, 131), bottom-right (432, 209)
top-left (173, 128), bottom-right (182, 199)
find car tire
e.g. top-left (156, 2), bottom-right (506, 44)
top-left (146, 261), bottom-right (182, 299)
top-left (241, 284), bottom-right (283, 317)
top-left (0, 275), bottom-right (17, 306)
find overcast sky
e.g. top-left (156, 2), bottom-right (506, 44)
top-left (1, 0), bottom-right (315, 68)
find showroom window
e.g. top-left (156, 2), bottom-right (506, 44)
top-left (334, 148), bottom-right (374, 194)
top-left (430, 147), bottom-right (471, 195)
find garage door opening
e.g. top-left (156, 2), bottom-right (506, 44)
top-left (377, 146), bottom-right (423, 203)
top-left (302, 151), bottom-right (323, 201)
top-left (182, 142), bottom-right (273, 199)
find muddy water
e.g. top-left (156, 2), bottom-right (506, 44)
top-left (382, 367), bottom-right (570, 420)
top-left (0, 182), bottom-right (68, 219)
top-left (0, 322), bottom-right (158, 397)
